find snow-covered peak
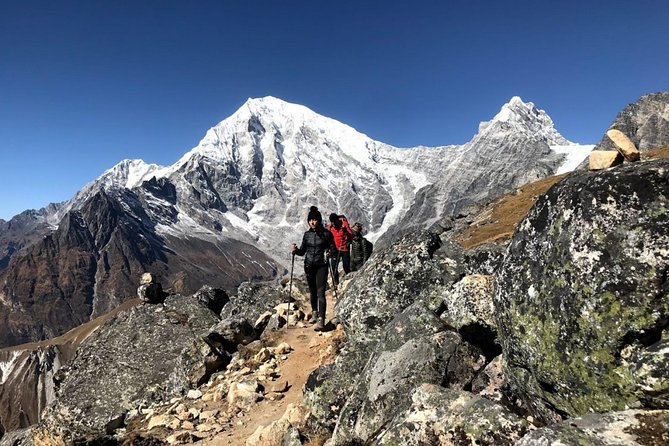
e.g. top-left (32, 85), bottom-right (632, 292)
top-left (177, 96), bottom-right (381, 167)
top-left (96, 159), bottom-right (163, 190)
top-left (477, 97), bottom-right (572, 146)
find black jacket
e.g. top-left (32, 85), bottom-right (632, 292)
top-left (350, 233), bottom-right (373, 271)
top-left (294, 226), bottom-right (336, 270)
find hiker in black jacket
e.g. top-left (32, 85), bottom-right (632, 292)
top-left (291, 206), bottom-right (336, 331)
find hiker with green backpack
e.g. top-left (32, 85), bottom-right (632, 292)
top-left (350, 221), bottom-right (373, 272)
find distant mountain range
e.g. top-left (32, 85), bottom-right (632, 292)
top-left (0, 96), bottom-right (592, 347)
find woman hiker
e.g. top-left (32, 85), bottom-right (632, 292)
top-left (291, 206), bottom-right (336, 331)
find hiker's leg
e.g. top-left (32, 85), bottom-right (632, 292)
top-left (329, 255), bottom-right (340, 285)
top-left (315, 264), bottom-right (328, 318)
top-left (341, 251), bottom-right (351, 274)
top-left (305, 267), bottom-right (318, 314)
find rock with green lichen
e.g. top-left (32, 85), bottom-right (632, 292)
top-left (334, 230), bottom-right (465, 347)
top-left (373, 383), bottom-right (530, 446)
top-left (516, 410), bottom-right (669, 446)
top-left (309, 303), bottom-right (482, 445)
top-left (496, 159), bottom-right (669, 423)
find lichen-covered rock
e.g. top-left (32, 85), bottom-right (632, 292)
top-left (496, 159), bottom-right (669, 422)
top-left (440, 274), bottom-right (495, 331)
top-left (471, 355), bottom-right (506, 404)
top-left (37, 294), bottom-right (221, 443)
top-left (516, 410), bottom-right (669, 446)
top-left (335, 231), bottom-right (464, 347)
top-left (373, 384), bottom-right (530, 446)
top-left (322, 302), bottom-right (489, 445)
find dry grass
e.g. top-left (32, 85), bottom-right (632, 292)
top-left (454, 146), bottom-right (669, 250)
top-left (645, 145), bottom-right (669, 160)
top-left (0, 298), bottom-right (139, 353)
top-left (454, 173), bottom-right (569, 249)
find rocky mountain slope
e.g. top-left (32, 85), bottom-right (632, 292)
top-left (0, 97), bottom-right (590, 350)
top-left (1, 90), bottom-right (668, 446)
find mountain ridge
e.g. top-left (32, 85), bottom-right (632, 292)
top-left (0, 95), bottom-right (590, 348)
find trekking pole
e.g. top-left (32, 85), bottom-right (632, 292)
top-left (286, 252), bottom-right (295, 329)
top-left (328, 254), bottom-right (339, 302)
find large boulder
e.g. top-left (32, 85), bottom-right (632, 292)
top-left (219, 281), bottom-right (287, 326)
top-left (516, 410), bottom-right (669, 446)
top-left (311, 302), bottom-right (486, 445)
top-left (335, 231), bottom-right (464, 346)
top-left (373, 384), bottom-right (530, 446)
top-left (496, 159), bottom-right (669, 422)
top-left (36, 294), bottom-right (221, 443)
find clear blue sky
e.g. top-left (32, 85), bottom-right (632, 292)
top-left (1, 0), bottom-right (668, 220)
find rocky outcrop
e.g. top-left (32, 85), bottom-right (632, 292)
top-left (335, 231), bottom-right (464, 346)
top-left (36, 294), bottom-right (221, 443)
top-left (593, 92), bottom-right (669, 154)
top-left (496, 159), bottom-right (669, 423)
top-left (305, 231), bottom-right (509, 445)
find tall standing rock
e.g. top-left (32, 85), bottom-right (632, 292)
top-left (495, 159), bottom-right (669, 422)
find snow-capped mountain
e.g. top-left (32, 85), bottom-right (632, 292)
top-left (0, 95), bottom-right (591, 348)
top-left (56, 96), bottom-right (591, 261)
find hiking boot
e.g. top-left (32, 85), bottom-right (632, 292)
top-left (309, 313), bottom-right (318, 324)
top-left (314, 316), bottom-right (326, 332)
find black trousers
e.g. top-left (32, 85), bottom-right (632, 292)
top-left (329, 250), bottom-right (350, 285)
top-left (305, 264), bottom-right (328, 318)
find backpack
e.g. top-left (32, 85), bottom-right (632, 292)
top-left (363, 237), bottom-right (373, 260)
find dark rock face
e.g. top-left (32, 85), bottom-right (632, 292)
top-left (219, 281), bottom-right (286, 325)
top-left (0, 189), bottom-right (278, 348)
top-left (0, 207), bottom-right (57, 273)
top-left (37, 294), bottom-right (221, 442)
top-left (0, 346), bottom-right (75, 432)
top-left (192, 285), bottom-right (229, 315)
top-left (593, 92), bottom-right (669, 153)
top-left (496, 159), bottom-right (669, 422)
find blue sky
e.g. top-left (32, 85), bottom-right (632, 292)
top-left (1, 0), bottom-right (668, 220)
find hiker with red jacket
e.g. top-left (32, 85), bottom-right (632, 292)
top-left (327, 213), bottom-right (352, 285)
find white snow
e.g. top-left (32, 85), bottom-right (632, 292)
top-left (552, 144), bottom-right (594, 174)
top-left (0, 351), bottom-right (21, 385)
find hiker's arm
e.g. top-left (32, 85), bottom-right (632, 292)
top-left (328, 231), bottom-right (337, 256)
top-left (292, 234), bottom-right (306, 256)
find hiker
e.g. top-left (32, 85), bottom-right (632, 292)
top-left (291, 206), bottom-right (336, 331)
top-left (327, 213), bottom-right (352, 285)
top-left (350, 222), bottom-right (373, 272)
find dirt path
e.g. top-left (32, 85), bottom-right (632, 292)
top-left (204, 289), bottom-right (342, 446)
